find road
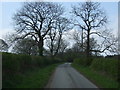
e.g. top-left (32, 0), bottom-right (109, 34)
top-left (46, 63), bottom-right (98, 88)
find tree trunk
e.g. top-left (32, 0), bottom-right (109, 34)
top-left (38, 37), bottom-right (44, 56)
top-left (54, 34), bottom-right (62, 56)
top-left (86, 29), bottom-right (92, 66)
top-left (86, 29), bottom-right (90, 61)
top-left (50, 41), bottom-right (54, 56)
top-left (81, 28), bottom-right (83, 52)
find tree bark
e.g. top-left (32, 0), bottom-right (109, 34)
top-left (87, 29), bottom-right (90, 58)
top-left (38, 37), bottom-right (44, 56)
top-left (81, 28), bottom-right (83, 52)
top-left (54, 34), bottom-right (62, 56)
top-left (50, 40), bottom-right (54, 56)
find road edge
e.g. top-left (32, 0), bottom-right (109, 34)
top-left (44, 66), bottom-right (57, 88)
top-left (71, 64), bottom-right (101, 88)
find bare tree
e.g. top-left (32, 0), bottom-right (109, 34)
top-left (83, 37), bottom-right (99, 56)
top-left (58, 39), bottom-right (69, 54)
top-left (46, 29), bottom-right (57, 56)
top-left (90, 30), bottom-right (119, 56)
top-left (54, 17), bottom-right (70, 56)
top-left (12, 37), bottom-right (38, 55)
top-left (72, 1), bottom-right (107, 58)
top-left (0, 39), bottom-right (8, 52)
top-left (46, 17), bottom-right (70, 56)
top-left (71, 29), bottom-right (84, 52)
top-left (13, 2), bottom-right (64, 56)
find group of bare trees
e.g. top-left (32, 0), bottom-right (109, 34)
top-left (45, 17), bottom-right (70, 56)
top-left (12, 2), bottom-right (68, 56)
top-left (1, 1), bottom-right (118, 58)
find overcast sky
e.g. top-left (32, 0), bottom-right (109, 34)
top-left (0, 1), bottom-right (118, 40)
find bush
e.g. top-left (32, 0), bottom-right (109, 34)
top-left (2, 52), bottom-right (62, 70)
top-left (3, 52), bottom-right (61, 73)
top-left (73, 55), bottom-right (93, 66)
top-left (18, 54), bottom-right (32, 72)
top-left (90, 58), bottom-right (118, 80)
top-left (2, 52), bottom-right (62, 87)
top-left (74, 58), bottom-right (85, 66)
top-left (3, 53), bottom-right (20, 73)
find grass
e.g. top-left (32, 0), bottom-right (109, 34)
top-left (4, 63), bottom-right (60, 88)
top-left (72, 63), bottom-right (118, 88)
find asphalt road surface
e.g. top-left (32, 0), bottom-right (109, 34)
top-left (46, 63), bottom-right (98, 88)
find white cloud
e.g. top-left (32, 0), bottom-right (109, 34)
top-left (111, 21), bottom-right (118, 37)
top-left (0, 28), bottom-right (15, 39)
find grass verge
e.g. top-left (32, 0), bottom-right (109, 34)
top-left (4, 63), bottom-right (60, 88)
top-left (72, 63), bottom-right (118, 88)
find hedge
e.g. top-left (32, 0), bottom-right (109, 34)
top-left (2, 52), bottom-right (61, 87)
top-left (73, 56), bottom-right (93, 66)
top-left (90, 58), bottom-right (118, 80)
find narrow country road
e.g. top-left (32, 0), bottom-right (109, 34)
top-left (46, 63), bottom-right (98, 88)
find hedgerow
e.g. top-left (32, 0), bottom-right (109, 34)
top-left (2, 52), bottom-right (62, 88)
top-left (90, 58), bottom-right (118, 80)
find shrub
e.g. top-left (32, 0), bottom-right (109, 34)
top-left (90, 58), bottom-right (118, 80)
top-left (34, 56), bottom-right (45, 67)
top-left (2, 52), bottom-right (62, 88)
top-left (18, 54), bottom-right (32, 72)
top-left (73, 56), bottom-right (93, 66)
top-left (53, 57), bottom-right (63, 63)
top-left (3, 53), bottom-right (20, 73)
top-left (2, 52), bottom-right (61, 73)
